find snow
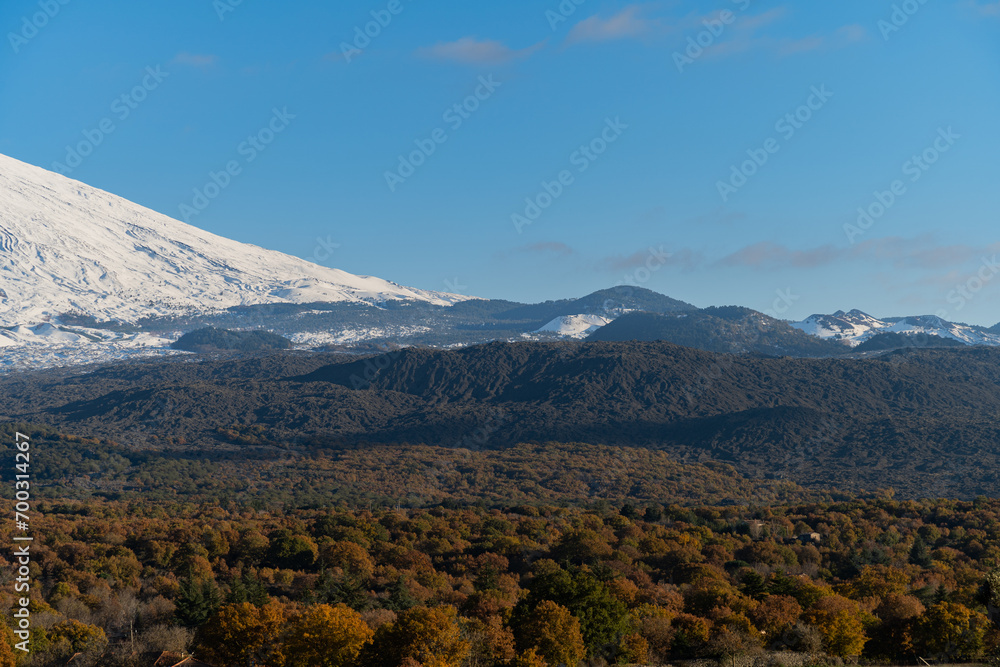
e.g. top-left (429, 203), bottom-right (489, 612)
top-left (288, 326), bottom-right (432, 347)
top-left (0, 152), bottom-right (472, 328)
top-left (534, 314), bottom-right (611, 339)
top-left (0, 324), bottom-right (181, 371)
top-left (790, 309), bottom-right (1000, 348)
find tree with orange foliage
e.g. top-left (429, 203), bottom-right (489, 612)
top-left (515, 600), bottom-right (586, 667)
top-left (636, 605), bottom-right (675, 662)
top-left (868, 593), bottom-right (924, 659)
top-left (321, 541), bottom-right (376, 580)
top-left (509, 648), bottom-right (547, 667)
top-left (280, 604), bottom-right (373, 667)
top-left (47, 619), bottom-right (108, 656)
top-left (617, 632), bottom-right (649, 664)
top-left (841, 565), bottom-right (909, 602)
top-left (670, 613), bottom-right (711, 657)
top-left (463, 615), bottom-right (516, 667)
top-left (751, 595), bottom-right (802, 643)
top-left (913, 601), bottom-right (989, 660)
top-left (802, 595), bottom-right (868, 657)
top-left (361, 605), bottom-right (470, 667)
top-left (0, 626), bottom-right (17, 667)
top-left (196, 601), bottom-right (288, 667)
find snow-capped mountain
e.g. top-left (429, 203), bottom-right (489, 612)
top-left (0, 153), bottom-right (469, 327)
top-left (790, 309), bottom-right (888, 342)
top-left (791, 309), bottom-right (1000, 347)
top-left (532, 313), bottom-right (611, 339)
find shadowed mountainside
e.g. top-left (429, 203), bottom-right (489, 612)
top-left (3, 341), bottom-right (1000, 497)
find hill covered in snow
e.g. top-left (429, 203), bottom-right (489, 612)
top-left (0, 153), bottom-right (469, 327)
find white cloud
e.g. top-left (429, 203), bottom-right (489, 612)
top-left (968, 1), bottom-right (1000, 16)
top-left (417, 37), bottom-right (543, 64)
top-left (172, 52), bottom-right (218, 68)
top-left (566, 5), bottom-right (656, 44)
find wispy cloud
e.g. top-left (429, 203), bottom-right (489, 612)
top-left (836, 23), bottom-right (869, 42)
top-left (172, 52), bottom-right (218, 68)
top-left (716, 237), bottom-right (1000, 271)
top-left (716, 241), bottom-right (839, 269)
top-left (562, 5), bottom-right (864, 57)
top-left (735, 7), bottom-right (789, 34)
top-left (688, 208), bottom-right (748, 226)
top-left (416, 37), bottom-right (543, 64)
top-left (777, 23), bottom-right (868, 55)
top-left (517, 242), bottom-right (575, 257)
top-left (567, 5), bottom-right (657, 44)
top-left (601, 247), bottom-right (701, 272)
top-left (667, 6), bottom-right (866, 60)
top-left (967, 1), bottom-right (1000, 16)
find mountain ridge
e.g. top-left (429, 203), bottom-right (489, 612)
top-left (0, 152), bottom-right (470, 327)
top-left (5, 153), bottom-right (1000, 369)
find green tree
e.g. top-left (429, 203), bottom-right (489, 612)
top-left (267, 530), bottom-right (319, 570)
top-left (978, 567), bottom-right (1000, 627)
top-left (176, 577), bottom-right (223, 627)
top-left (909, 536), bottom-right (933, 567)
top-left (524, 561), bottom-right (629, 657)
top-left (739, 570), bottom-right (767, 600)
top-left (227, 571), bottom-right (270, 606)
top-left (913, 602), bottom-right (988, 660)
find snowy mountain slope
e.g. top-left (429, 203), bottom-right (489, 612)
top-left (878, 315), bottom-right (1000, 346)
top-left (0, 321), bottom-right (178, 370)
top-left (790, 309), bottom-right (889, 342)
top-left (791, 309), bottom-right (1000, 347)
top-left (532, 313), bottom-right (611, 339)
top-left (0, 153), bottom-right (470, 327)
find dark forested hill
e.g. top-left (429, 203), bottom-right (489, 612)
top-left (587, 309), bottom-right (849, 357)
top-left (171, 327), bottom-right (293, 352)
top-left (3, 342), bottom-right (1000, 497)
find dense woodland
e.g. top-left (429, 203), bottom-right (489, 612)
top-left (3, 495), bottom-right (1000, 666)
top-left (7, 337), bottom-right (1000, 665)
top-left (3, 423), bottom-right (832, 508)
top-left (5, 342), bottom-right (1000, 497)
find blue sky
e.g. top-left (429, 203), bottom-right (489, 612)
top-left (2, 1), bottom-right (999, 323)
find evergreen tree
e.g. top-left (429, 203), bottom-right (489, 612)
top-left (176, 577), bottom-right (222, 627)
top-left (226, 572), bottom-right (269, 606)
top-left (909, 536), bottom-right (933, 567)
